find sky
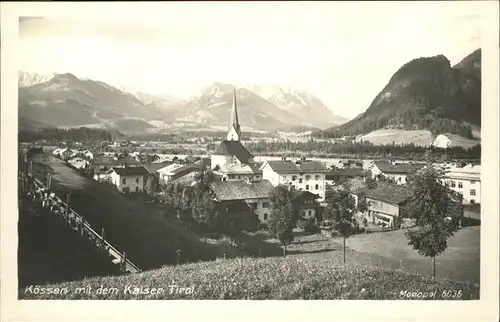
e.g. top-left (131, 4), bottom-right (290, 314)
top-left (17, 2), bottom-right (482, 119)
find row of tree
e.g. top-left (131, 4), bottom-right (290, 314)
top-left (235, 140), bottom-right (481, 160)
top-left (19, 128), bottom-right (113, 143)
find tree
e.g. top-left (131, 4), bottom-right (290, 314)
top-left (404, 159), bottom-right (462, 279)
top-left (191, 186), bottom-right (217, 242)
top-left (267, 186), bottom-right (296, 257)
top-left (325, 191), bottom-right (358, 263)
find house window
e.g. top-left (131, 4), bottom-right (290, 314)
top-left (305, 185), bottom-right (309, 190)
top-left (302, 211), bottom-right (306, 217)
top-left (305, 175), bottom-right (311, 180)
top-left (263, 213), bottom-right (268, 221)
top-left (315, 184), bottom-right (319, 190)
top-left (470, 199), bottom-right (476, 204)
top-left (292, 176), bottom-right (297, 181)
top-left (136, 178), bottom-right (140, 184)
top-left (135, 187), bottom-right (139, 192)
top-left (122, 178), bottom-right (126, 184)
top-left (315, 175), bottom-right (320, 180)
top-left (470, 189), bottom-right (476, 196)
top-left (445, 181), bottom-right (450, 187)
top-left (282, 176), bottom-right (287, 181)
top-left (262, 202), bottom-right (270, 208)
top-left (458, 181), bottom-right (463, 188)
top-left (470, 180), bottom-right (476, 184)
top-left (308, 210), bottom-right (312, 217)
top-left (451, 181), bottom-right (456, 188)
top-left (299, 178), bottom-right (303, 183)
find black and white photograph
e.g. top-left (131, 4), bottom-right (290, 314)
top-left (1, 1), bottom-right (499, 321)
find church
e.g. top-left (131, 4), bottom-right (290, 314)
top-left (210, 89), bottom-right (263, 182)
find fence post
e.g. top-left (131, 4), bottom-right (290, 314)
top-left (122, 252), bottom-right (127, 273)
top-left (47, 173), bottom-right (52, 190)
top-left (101, 228), bottom-right (106, 253)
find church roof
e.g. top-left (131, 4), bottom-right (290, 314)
top-left (213, 140), bottom-right (254, 162)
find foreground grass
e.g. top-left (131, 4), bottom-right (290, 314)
top-left (20, 255), bottom-right (479, 300)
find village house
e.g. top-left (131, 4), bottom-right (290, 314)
top-left (210, 89), bottom-right (262, 182)
top-left (157, 163), bottom-right (200, 185)
top-left (292, 190), bottom-right (320, 220)
top-left (325, 168), bottom-right (368, 186)
top-left (443, 164), bottom-right (481, 205)
top-left (260, 157), bottom-right (329, 202)
top-left (91, 154), bottom-right (119, 180)
top-left (354, 187), bottom-right (411, 228)
top-left (209, 179), bottom-right (275, 224)
top-left (56, 148), bottom-right (79, 161)
top-left (105, 166), bottom-right (150, 194)
top-left (66, 155), bottom-right (90, 170)
top-left (368, 160), bottom-right (424, 185)
top-left (143, 162), bottom-right (172, 194)
top-left (335, 159), bottom-right (364, 169)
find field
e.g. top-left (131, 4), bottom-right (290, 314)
top-left (234, 227), bottom-right (480, 284)
top-left (354, 129), bottom-right (480, 148)
top-left (30, 154), bottom-right (237, 271)
top-left (19, 254), bottom-right (479, 300)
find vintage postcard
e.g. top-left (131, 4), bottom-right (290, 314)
top-left (1, 1), bottom-right (499, 322)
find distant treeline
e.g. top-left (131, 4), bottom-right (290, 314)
top-left (231, 140), bottom-right (481, 160)
top-left (131, 131), bottom-right (274, 142)
top-left (19, 127), bottom-right (113, 143)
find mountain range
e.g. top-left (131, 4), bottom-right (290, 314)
top-left (18, 73), bottom-right (346, 134)
top-left (322, 49), bottom-right (481, 147)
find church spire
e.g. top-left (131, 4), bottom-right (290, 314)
top-left (227, 88), bottom-right (241, 141)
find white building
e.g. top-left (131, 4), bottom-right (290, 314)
top-left (368, 160), bottom-right (424, 185)
top-left (260, 157), bottom-right (329, 202)
top-left (443, 164), bottom-right (481, 205)
top-left (105, 167), bottom-right (149, 194)
top-left (66, 155), bottom-right (89, 170)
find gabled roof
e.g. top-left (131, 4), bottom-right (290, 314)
top-left (210, 180), bottom-right (274, 201)
top-left (110, 166), bottom-right (149, 176)
top-left (92, 154), bottom-right (118, 165)
top-left (372, 161), bottom-right (424, 174)
top-left (213, 140), bottom-right (254, 162)
top-left (292, 190), bottom-right (319, 201)
top-left (264, 160), bottom-right (329, 173)
top-left (143, 162), bottom-right (172, 174)
top-left (117, 155), bottom-right (140, 165)
top-left (364, 187), bottom-right (412, 205)
top-left (216, 162), bottom-right (262, 175)
top-left (326, 168), bottom-right (368, 177)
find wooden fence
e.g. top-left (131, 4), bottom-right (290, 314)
top-left (19, 152), bottom-right (141, 274)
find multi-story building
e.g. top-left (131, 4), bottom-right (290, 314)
top-left (260, 157), bottom-right (329, 202)
top-left (443, 164), bottom-right (481, 205)
top-left (105, 166), bottom-right (150, 194)
top-left (368, 160), bottom-right (424, 185)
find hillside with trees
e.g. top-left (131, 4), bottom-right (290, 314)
top-left (321, 49), bottom-right (481, 139)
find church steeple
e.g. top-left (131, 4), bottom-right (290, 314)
top-left (227, 88), bottom-right (241, 141)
